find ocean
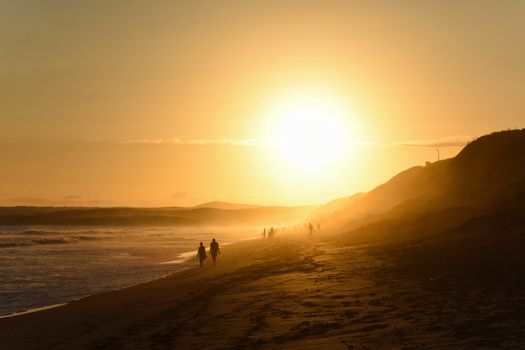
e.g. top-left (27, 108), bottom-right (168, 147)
top-left (0, 225), bottom-right (258, 316)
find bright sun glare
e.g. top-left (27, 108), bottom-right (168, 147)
top-left (266, 91), bottom-right (355, 175)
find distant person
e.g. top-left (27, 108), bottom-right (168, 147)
top-left (317, 222), bottom-right (321, 233)
top-left (263, 228), bottom-right (266, 239)
top-left (269, 227), bottom-right (275, 239)
top-left (308, 222), bottom-right (314, 237)
top-left (209, 238), bottom-right (221, 265)
top-left (197, 242), bottom-right (207, 268)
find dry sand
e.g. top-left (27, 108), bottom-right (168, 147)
top-left (1, 234), bottom-right (524, 349)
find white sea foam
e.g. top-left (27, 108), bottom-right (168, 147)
top-left (0, 303), bottom-right (66, 319)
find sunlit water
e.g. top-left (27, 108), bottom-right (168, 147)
top-left (0, 225), bottom-right (258, 315)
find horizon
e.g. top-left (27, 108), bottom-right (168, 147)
top-left (0, 128), bottom-right (517, 209)
top-left (0, 142), bottom-right (465, 208)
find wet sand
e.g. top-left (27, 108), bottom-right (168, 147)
top-left (1, 234), bottom-right (524, 349)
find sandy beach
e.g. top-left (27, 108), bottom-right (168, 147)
top-left (1, 230), bottom-right (524, 350)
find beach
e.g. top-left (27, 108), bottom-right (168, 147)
top-left (3, 1), bottom-right (525, 348)
top-left (2, 231), bottom-right (524, 349)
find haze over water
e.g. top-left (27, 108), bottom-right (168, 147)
top-left (0, 225), bottom-right (258, 315)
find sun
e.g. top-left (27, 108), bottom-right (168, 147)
top-left (264, 91), bottom-right (354, 175)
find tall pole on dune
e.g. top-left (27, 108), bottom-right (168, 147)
top-left (436, 148), bottom-right (440, 161)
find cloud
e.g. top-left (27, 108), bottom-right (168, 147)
top-left (0, 194), bottom-right (118, 206)
top-left (186, 138), bottom-right (264, 147)
top-left (359, 135), bottom-right (473, 148)
top-left (119, 138), bottom-right (184, 145)
top-left (394, 135), bottom-right (473, 147)
top-left (118, 135), bottom-right (472, 149)
top-left (118, 138), bottom-right (264, 147)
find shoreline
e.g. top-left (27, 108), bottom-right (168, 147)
top-left (0, 237), bottom-right (283, 348)
top-left (0, 303), bottom-right (67, 319)
top-left (0, 228), bottom-right (256, 319)
top-left (0, 238), bottom-right (247, 319)
top-left (0, 248), bottom-right (201, 319)
top-left (2, 234), bottom-right (522, 349)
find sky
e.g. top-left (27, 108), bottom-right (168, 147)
top-left (1, 0), bottom-right (524, 207)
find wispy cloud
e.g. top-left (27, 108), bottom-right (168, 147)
top-left (118, 138), bottom-right (183, 145)
top-left (117, 135), bottom-right (473, 149)
top-left (359, 135), bottom-right (473, 148)
top-left (0, 194), bottom-right (118, 206)
top-left (187, 138), bottom-right (264, 147)
top-left (394, 135), bottom-right (473, 148)
top-left (118, 138), bottom-right (264, 147)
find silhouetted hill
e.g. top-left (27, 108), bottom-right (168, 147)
top-left (313, 163), bottom-right (448, 231)
top-left (192, 201), bottom-right (261, 210)
top-left (315, 129), bottom-right (525, 240)
top-left (444, 129), bottom-right (525, 204)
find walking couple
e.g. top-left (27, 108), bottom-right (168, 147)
top-left (197, 238), bottom-right (221, 267)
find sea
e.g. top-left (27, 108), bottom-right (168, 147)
top-left (0, 225), bottom-right (258, 316)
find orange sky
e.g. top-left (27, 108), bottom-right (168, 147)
top-left (1, 1), bottom-right (524, 206)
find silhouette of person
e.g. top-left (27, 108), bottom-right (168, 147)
top-left (197, 242), bottom-right (206, 268)
top-left (317, 222), bottom-right (321, 233)
top-left (209, 238), bottom-right (221, 265)
top-left (263, 228), bottom-right (266, 239)
top-left (308, 222), bottom-right (314, 237)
